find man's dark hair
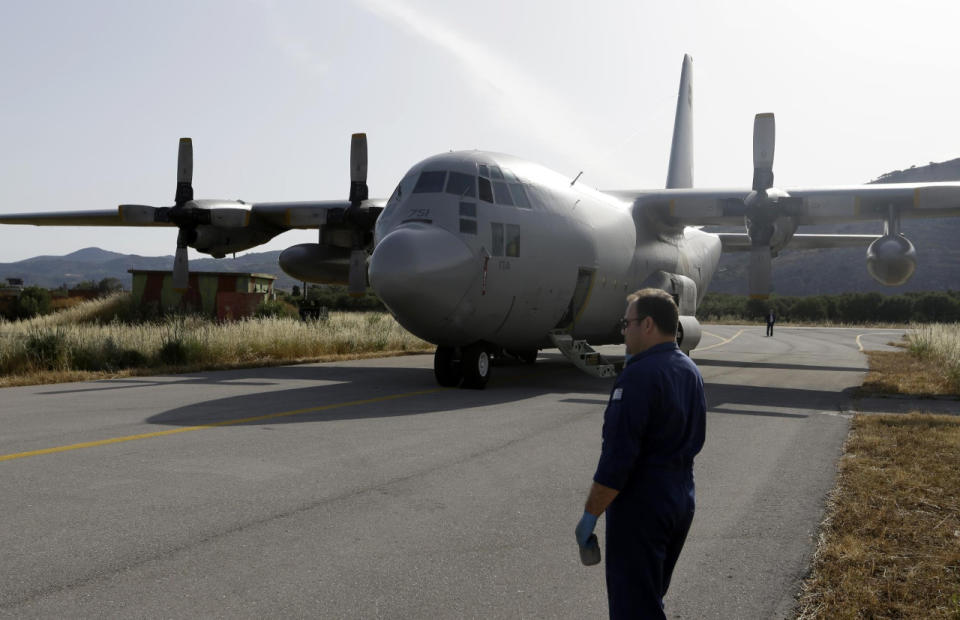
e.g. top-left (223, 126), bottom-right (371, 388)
top-left (626, 288), bottom-right (678, 336)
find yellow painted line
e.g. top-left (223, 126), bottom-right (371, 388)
top-left (696, 328), bottom-right (745, 352)
top-left (0, 387), bottom-right (447, 464)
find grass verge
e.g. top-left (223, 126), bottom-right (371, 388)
top-left (796, 414), bottom-right (960, 618)
top-left (0, 296), bottom-right (434, 387)
top-left (860, 349), bottom-right (959, 396)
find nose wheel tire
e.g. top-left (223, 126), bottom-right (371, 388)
top-left (434, 346), bottom-right (463, 387)
top-left (461, 343), bottom-right (491, 389)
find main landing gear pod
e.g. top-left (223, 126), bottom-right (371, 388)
top-left (677, 316), bottom-right (702, 354)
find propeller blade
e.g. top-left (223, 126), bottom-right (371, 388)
top-left (118, 204), bottom-right (160, 224)
top-left (173, 246), bottom-right (190, 291)
top-left (752, 113), bottom-right (775, 191)
top-left (175, 137), bottom-right (194, 206)
top-left (349, 133), bottom-right (369, 204)
top-left (748, 245), bottom-right (772, 300)
top-left (348, 249), bottom-right (367, 296)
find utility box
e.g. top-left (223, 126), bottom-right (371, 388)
top-left (128, 270), bottom-right (276, 319)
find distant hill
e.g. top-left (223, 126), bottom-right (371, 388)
top-left (4, 158), bottom-right (960, 295)
top-left (0, 249), bottom-right (298, 291)
top-left (706, 157), bottom-right (960, 295)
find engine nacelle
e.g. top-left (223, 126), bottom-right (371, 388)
top-left (677, 316), bottom-right (702, 354)
top-left (279, 243), bottom-right (353, 285)
top-left (192, 226), bottom-right (276, 258)
top-left (866, 234), bottom-right (917, 286)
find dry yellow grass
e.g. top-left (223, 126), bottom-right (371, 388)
top-left (796, 414), bottom-right (960, 619)
top-left (0, 296), bottom-right (434, 386)
top-left (908, 324), bottom-right (960, 391)
top-left (861, 350), bottom-right (958, 396)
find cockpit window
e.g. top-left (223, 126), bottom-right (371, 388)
top-left (478, 176), bottom-right (493, 203)
top-left (490, 166), bottom-right (504, 180)
top-left (445, 172), bottom-right (476, 198)
top-left (478, 164), bottom-right (490, 178)
top-left (509, 183), bottom-right (531, 208)
top-left (492, 181), bottom-right (514, 206)
top-left (413, 171), bottom-right (447, 193)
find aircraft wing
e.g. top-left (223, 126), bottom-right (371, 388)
top-left (717, 233), bottom-right (880, 252)
top-left (0, 199), bottom-right (387, 230)
top-left (0, 208), bottom-right (174, 227)
top-left (620, 182), bottom-right (960, 227)
top-left (248, 200), bottom-right (387, 229)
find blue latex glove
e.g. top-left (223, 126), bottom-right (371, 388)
top-left (575, 511), bottom-right (598, 548)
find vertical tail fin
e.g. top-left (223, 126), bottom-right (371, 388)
top-left (666, 54), bottom-right (694, 189)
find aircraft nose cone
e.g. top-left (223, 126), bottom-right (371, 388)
top-left (369, 225), bottom-right (476, 328)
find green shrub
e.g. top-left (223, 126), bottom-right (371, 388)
top-left (254, 299), bottom-right (299, 319)
top-left (71, 337), bottom-right (148, 371)
top-left (792, 296), bottom-right (828, 321)
top-left (25, 328), bottom-right (69, 370)
top-left (9, 287), bottom-right (52, 320)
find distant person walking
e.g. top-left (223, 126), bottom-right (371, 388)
top-left (575, 288), bottom-right (706, 619)
top-left (766, 309), bottom-right (776, 337)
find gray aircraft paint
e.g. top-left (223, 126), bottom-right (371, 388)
top-left (371, 149), bottom-right (720, 351)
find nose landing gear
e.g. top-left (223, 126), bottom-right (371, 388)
top-left (434, 343), bottom-right (491, 389)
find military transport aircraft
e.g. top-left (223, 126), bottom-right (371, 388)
top-left (3, 55), bottom-right (960, 388)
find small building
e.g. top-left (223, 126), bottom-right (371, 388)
top-left (0, 278), bottom-right (24, 298)
top-left (128, 270), bottom-right (276, 320)
top-left (0, 278), bottom-right (24, 315)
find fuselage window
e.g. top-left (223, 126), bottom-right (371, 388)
top-left (492, 181), bottom-right (514, 206)
top-left (445, 172), bottom-right (476, 198)
top-left (478, 177), bottom-right (494, 203)
top-left (505, 224), bottom-right (520, 257)
top-left (490, 166), bottom-right (504, 180)
top-left (509, 183), bottom-right (531, 208)
top-left (460, 219), bottom-right (477, 235)
top-left (413, 170), bottom-right (447, 193)
top-left (459, 202), bottom-right (476, 218)
top-left (491, 222), bottom-right (504, 256)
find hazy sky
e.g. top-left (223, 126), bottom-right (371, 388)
top-left (2, 0), bottom-right (959, 262)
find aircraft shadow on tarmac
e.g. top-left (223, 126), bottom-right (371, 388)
top-left (141, 357), bottom-right (614, 427)
top-left (133, 355), bottom-right (864, 428)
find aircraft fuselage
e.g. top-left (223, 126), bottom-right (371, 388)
top-left (369, 151), bottom-right (721, 351)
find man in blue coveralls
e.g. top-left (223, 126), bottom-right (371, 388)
top-left (575, 288), bottom-right (706, 619)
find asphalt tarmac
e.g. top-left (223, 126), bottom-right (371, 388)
top-left (0, 325), bottom-right (906, 618)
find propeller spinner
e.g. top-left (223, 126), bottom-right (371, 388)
top-left (118, 138), bottom-right (249, 292)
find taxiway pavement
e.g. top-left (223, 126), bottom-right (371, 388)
top-left (0, 325), bottom-right (905, 618)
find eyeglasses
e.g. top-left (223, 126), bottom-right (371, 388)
top-left (618, 316), bottom-right (645, 330)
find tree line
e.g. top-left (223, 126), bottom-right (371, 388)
top-left (698, 291), bottom-right (960, 323)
